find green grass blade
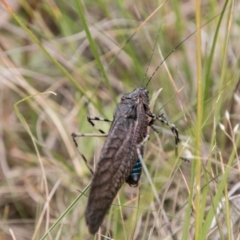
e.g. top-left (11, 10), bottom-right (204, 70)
top-left (74, 0), bottom-right (115, 102)
top-left (40, 183), bottom-right (90, 240)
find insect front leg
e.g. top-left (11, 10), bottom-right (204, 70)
top-left (147, 112), bottom-right (180, 157)
top-left (148, 113), bottom-right (180, 145)
top-left (72, 116), bottom-right (112, 174)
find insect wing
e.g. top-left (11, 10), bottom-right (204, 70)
top-left (85, 89), bottom-right (149, 234)
top-left (86, 115), bottom-right (138, 233)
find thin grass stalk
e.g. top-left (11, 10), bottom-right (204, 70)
top-left (201, 2), bottom-right (234, 237)
top-left (220, 152), bottom-right (232, 240)
top-left (201, 133), bottom-right (240, 238)
top-left (13, 93), bottom-right (55, 239)
top-left (194, 0), bottom-right (203, 238)
top-left (74, 0), bottom-right (116, 103)
top-left (40, 183), bottom-right (91, 240)
top-left (203, 0), bottom-right (229, 108)
top-left (214, 1), bottom-right (233, 122)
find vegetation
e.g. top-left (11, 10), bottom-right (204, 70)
top-left (0, 0), bottom-right (239, 239)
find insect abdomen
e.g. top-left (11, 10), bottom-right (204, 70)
top-left (126, 159), bottom-right (142, 187)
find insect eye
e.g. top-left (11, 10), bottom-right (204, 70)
top-left (133, 96), bottom-right (139, 101)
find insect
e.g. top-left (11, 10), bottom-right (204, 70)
top-left (72, 87), bottom-right (180, 234)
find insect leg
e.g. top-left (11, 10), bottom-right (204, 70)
top-left (73, 115), bottom-right (111, 146)
top-left (147, 113), bottom-right (180, 157)
top-left (71, 133), bottom-right (108, 147)
top-left (71, 132), bottom-right (108, 175)
top-left (72, 116), bottom-right (111, 174)
top-left (87, 116), bottom-right (112, 134)
top-left (148, 113), bottom-right (180, 146)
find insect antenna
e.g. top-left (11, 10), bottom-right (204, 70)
top-left (141, 25), bottom-right (162, 87)
top-left (145, 13), bottom-right (222, 88)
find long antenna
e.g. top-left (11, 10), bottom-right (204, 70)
top-left (141, 25), bottom-right (162, 87)
top-left (145, 13), bottom-right (221, 88)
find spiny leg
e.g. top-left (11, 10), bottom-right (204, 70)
top-left (72, 115), bottom-right (111, 146)
top-left (87, 116), bottom-right (112, 134)
top-left (71, 133), bottom-right (108, 175)
top-left (157, 113), bottom-right (180, 144)
top-left (148, 113), bottom-right (180, 144)
top-left (72, 133), bottom-right (108, 148)
top-left (72, 116), bottom-right (112, 174)
top-left (148, 112), bottom-right (180, 155)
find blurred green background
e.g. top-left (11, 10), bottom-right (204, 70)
top-left (0, 0), bottom-right (240, 239)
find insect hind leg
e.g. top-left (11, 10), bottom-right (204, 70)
top-left (72, 115), bottom-right (111, 146)
top-left (71, 132), bottom-right (108, 175)
top-left (72, 116), bottom-right (111, 175)
top-left (72, 132), bottom-right (108, 147)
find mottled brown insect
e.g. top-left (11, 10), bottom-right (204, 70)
top-left (86, 88), bottom-right (149, 234)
